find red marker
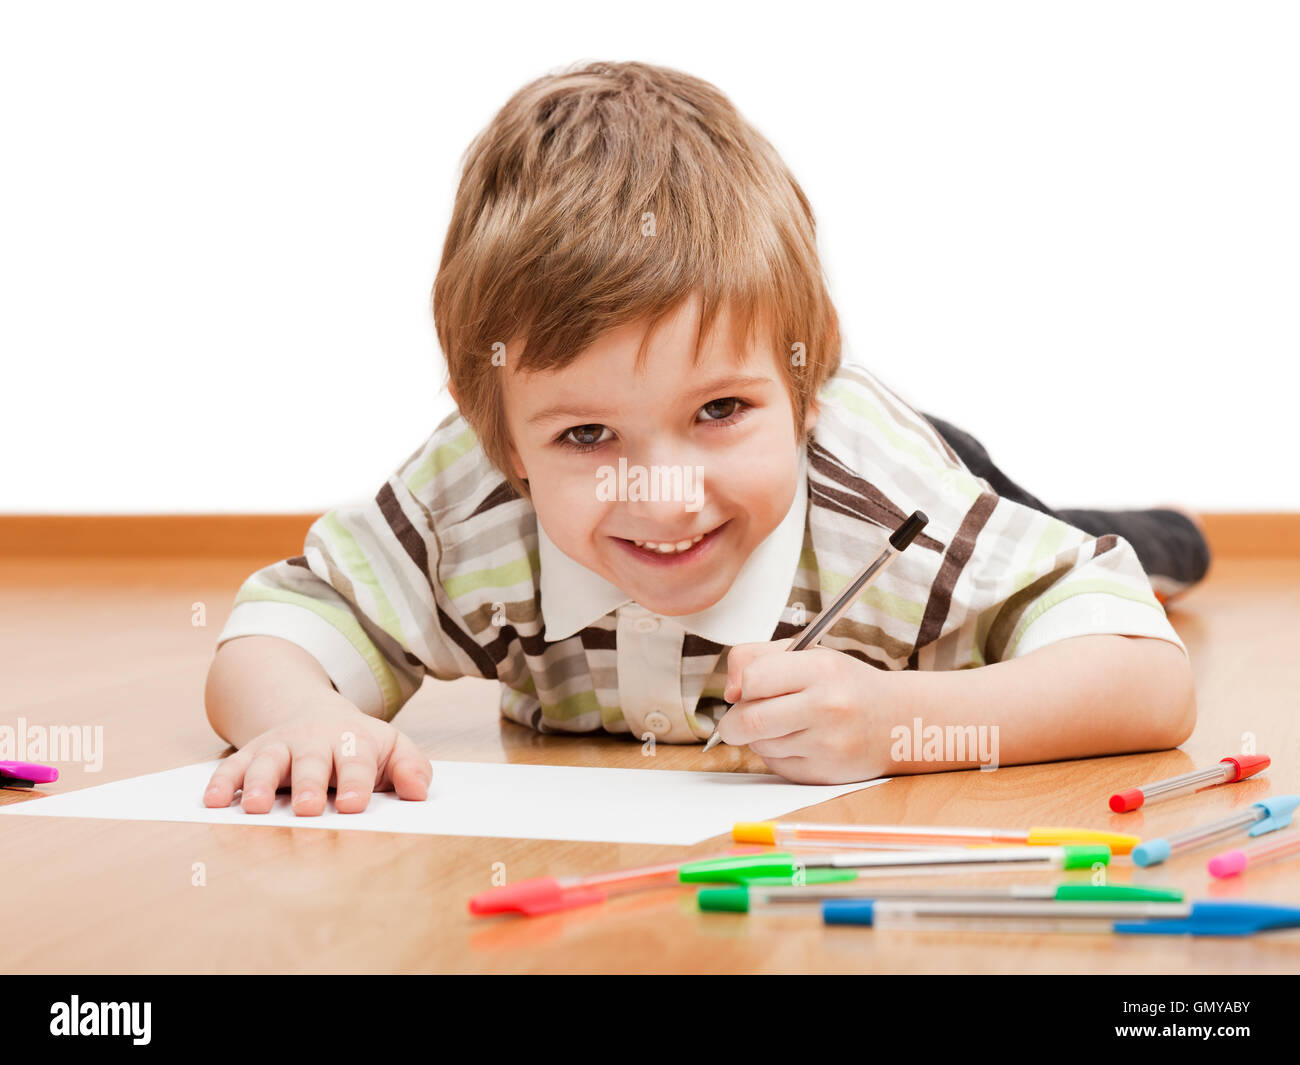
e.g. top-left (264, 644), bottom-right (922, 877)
top-left (1110, 755), bottom-right (1270, 813)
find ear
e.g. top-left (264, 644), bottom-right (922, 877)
top-left (507, 438), bottom-right (528, 484)
top-left (802, 396), bottom-right (821, 436)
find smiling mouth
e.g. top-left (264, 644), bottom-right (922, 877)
top-left (615, 521), bottom-right (728, 560)
top-left (634, 533), bottom-right (705, 554)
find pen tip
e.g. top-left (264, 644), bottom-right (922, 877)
top-left (702, 733), bottom-right (721, 753)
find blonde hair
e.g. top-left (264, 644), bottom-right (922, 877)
top-left (433, 60), bottom-right (841, 498)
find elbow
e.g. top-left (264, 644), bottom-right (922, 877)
top-left (203, 651), bottom-right (235, 746)
top-left (1123, 636), bottom-right (1197, 750)
top-left (1161, 659), bottom-right (1198, 749)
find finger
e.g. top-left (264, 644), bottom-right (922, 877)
top-left (241, 742), bottom-right (291, 814)
top-left (731, 645), bottom-right (822, 703)
top-left (333, 739), bottom-right (380, 814)
top-left (757, 754), bottom-right (814, 784)
top-left (382, 732), bottom-right (433, 801)
top-left (289, 739), bottom-right (333, 817)
top-left (748, 729), bottom-right (810, 760)
top-left (724, 639), bottom-right (793, 701)
top-left (204, 747), bottom-right (255, 807)
top-left (717, 690), bottom-right (814, 747)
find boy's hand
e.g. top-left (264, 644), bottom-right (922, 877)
top-left (720, 639), bottom-right (903, 784)
top-left (202, 693), bottom-right (433, 815)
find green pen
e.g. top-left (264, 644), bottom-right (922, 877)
top-left (698, 882), bottom-right (1185, 914)
top-left (678, 844), bottom-right (1112, 885)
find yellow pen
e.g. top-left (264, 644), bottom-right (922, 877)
top-left (734, 820), bottom-right (1141, 855)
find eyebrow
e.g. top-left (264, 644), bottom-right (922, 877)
top-left (526, 373), bottom-right (777, 427)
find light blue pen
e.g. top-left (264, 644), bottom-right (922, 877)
top-left (1131, 794), bottom-right (1300, 867)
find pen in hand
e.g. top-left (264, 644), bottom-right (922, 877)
top-left (702, 509), bottom-right (929, 753)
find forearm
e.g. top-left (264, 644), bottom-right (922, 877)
top-left (888, 634), bottom-right (1197, 772)
top-left (204, 635), bottom-right (343, 749)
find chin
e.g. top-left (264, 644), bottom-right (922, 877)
top-left (632, 583), bottom-right (727, 618)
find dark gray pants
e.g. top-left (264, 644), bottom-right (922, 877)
top-left (922, 413), bottom-right (1210, 586)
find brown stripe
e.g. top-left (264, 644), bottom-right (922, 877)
top-left (984, 560), bottom-right (1077, 664)
top-left (907, 491), bottom-right (999, 670)
top-left (683, 633), bottom-right (725, 658)
top-left (809, 485), bottom-right (881, 527)
top-left (377, 481), bottom-right (429, 577)
top-left (482, 624), bottom-right (553, 662)
top-left (836, 646), bottom-right (894, 671)
top-left (435, 602), bottom-right (500, 679)
top-left (469, 480), bottom-right (521, 519)
top-left (579, 626), bottom-right (617, 651)
top-left (1093, 533), bottom-right (1119, 558)
top-left (773, 619), bottom-right (897, 670)
top-left (808, 442), bottom-right (945, 552)
top-left (377, 480), bottom-right (506, 675)
top-left (769, 620), bottom-right (805, 641)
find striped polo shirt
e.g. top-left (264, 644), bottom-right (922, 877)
top-left (216, 361), bottom-right (1187, 743)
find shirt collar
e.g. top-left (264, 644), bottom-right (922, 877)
top-left (537, 447), bottom-right (808, 646)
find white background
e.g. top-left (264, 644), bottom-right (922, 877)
top-left (2, 1), bottom-right (1296, 513)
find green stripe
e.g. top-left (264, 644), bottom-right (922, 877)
top-left (1005, 580), bottom-right (1164, 660)
top-left (1030, 518), bottom-right (1070, 566)
top-left (406, 426), bottom-right (478, 495)
top-left (822, 381), bottom-right (956, 480)
top-left (443, 550), bottom-right (540, 599)
top-left (233, 583), bottom-right (403, 714)
top-left (1002, 519), bottom-right (1075, 608)
top-left (541, 688), bottom-right (602, 722)
top-left (320, 513), bottom-right (409, 651)
top-left (818, 568), bottom-right (925, 626)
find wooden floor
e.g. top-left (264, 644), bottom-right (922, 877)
top-left (1, 552), bottom-right (1298, 973)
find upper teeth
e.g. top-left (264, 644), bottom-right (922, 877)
top-left (633, 533), bottom-right (705, 554)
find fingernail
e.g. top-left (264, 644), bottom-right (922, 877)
top-left (295, 791), bottom-right (316, 804)
top-left (340, 790), bottom-right (358, 801)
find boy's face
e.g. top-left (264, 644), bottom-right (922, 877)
top-left (501, 293), bottom-right (816, 617)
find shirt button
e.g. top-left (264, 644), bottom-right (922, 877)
top-left (643, 711), bottom-right (672, 735)
top-left (635, 616), bottom-right (660, 633)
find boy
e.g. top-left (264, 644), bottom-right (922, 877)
top-left (204, 61), bottom-right (1208, 814)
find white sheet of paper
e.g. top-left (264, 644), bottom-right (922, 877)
top-left (0, 760), bottom-right (888, 845)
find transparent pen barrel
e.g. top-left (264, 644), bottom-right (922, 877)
top-left (1138, 764), bottom-right (1232, 800)
top-left (1164, 807), bottom-right (1263, 853)
top-left (1237, 827), bottom-right (1300, 865)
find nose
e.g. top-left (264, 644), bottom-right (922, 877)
top-left (624, 491), bottom-right (698, 531)
top-left (618, 446), bottom-right (709, 530)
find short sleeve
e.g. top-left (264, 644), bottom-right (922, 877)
top-left (916, 494), bottom-right (1189, 669)
top-left (216, 434), bottom-right (482, 721)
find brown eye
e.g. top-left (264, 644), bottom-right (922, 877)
top-left (699, 397), bottom-right (740, 421)
top-left (561, 424), bottom-right (611, 447)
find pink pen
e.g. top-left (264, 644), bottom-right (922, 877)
top-left (0, 760), bottom-right (59, 784)
top-left (1208, 827), bottom-right (1300, 878)
top-left (1110, 754), bottom-right (1270, 812)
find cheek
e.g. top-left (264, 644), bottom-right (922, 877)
top-left (528, 457), bottom-right (607, 541)
top-left (706, 422), bottom-right (798, 510)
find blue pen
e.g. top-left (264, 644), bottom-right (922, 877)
top-left (822, 898), bottom-right (1300, 937)
top-left (1131, 795), bottom-right (1300, 867)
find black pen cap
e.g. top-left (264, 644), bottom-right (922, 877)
top-left (889, 510), bottom-right (929, 551)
